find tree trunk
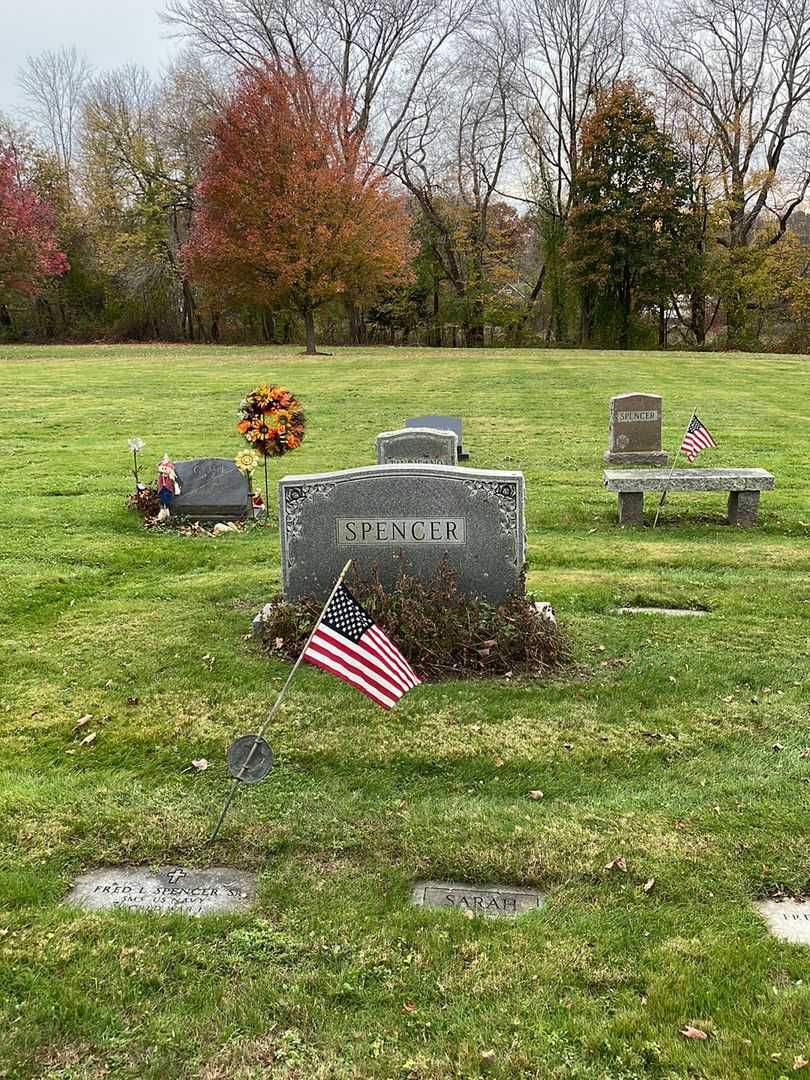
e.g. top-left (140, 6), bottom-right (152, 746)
top-left (690, 289), bottom-right (706, 346)
top-left (261, 308), bottom-right (275, 343)
top-left (182, 278), bottom-right (196, 341)
top-left (431, 282), bottom-right (440, 347)
top-left (211, 311), bottom-right (221, 343)
top-left (0, 304), bottom-right (11, 329)
top-left (345, 300), bottom-right (367, 345)
top-left (580, 290), bottom-right (595, 345)
top-left (658, 304), bottom-right (668, 349)
top-left (303, 307), bottom-right (317, 354)
top-left (618, 265), bottom-right (631, 349)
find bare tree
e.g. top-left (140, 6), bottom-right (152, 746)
top-left (161, 0), bottom-right (472, 164)
top-left (641, 0), bottom-right (810, 344)
top-left (18, 47), bottom-right (92, 186)
top-left (82, 60), bottom-right (220, 340)
top-left (394, 14), bottom-right (522, 344)
top-left (515, 0), bottom-right (625, 221)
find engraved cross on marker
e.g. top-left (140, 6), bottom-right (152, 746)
top-left (166, 868), bottom-right (187, 884)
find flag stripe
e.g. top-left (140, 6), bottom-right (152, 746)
top-left (365, 626), bottom-right (420, 687)
top-left (680, 414), bottom-right (717, 463)
top-left (320, 623), bottom-right (415, 692)
top-left (304, 651), bottom-right (397, 710)
top-left (311, 626), bottom-right (408, 698)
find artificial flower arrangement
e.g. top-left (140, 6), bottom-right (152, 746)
top-left (236, 385), bottom-right (306, 456)
top-left (236, 385), bottom-right (306, 518)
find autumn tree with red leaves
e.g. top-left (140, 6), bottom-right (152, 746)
top-left (0, 143), bottom-right (68, 320)
top-left (183, 66), bottom-right (413, 354)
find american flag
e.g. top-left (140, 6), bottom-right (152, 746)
top-left (680, 413), bottom-right (717, 462)
top-left (303, 585), bottom-right (421, 709)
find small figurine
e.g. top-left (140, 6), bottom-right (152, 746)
top-left (156, 454), bottom-right (181, 521)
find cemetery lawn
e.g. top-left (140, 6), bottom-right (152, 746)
top-left (2, 342), bottom-right (810, 1080)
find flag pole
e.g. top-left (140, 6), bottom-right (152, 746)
top-left (207, 559), bottom-right (353, 844)
top-left (652, 407), bottom-right (696, 530)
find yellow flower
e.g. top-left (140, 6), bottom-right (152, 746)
top-left (234, 449), bottom-right (259, 475)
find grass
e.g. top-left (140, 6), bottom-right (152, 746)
top-left (1, 342), bottom-right (809, 1079)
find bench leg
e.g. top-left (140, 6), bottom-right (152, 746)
top-left (727, 490), bottom-right (760, 526)
top-left (617, 491), bottom-right (644, 525)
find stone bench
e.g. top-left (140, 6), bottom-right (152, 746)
top-left (603, 468), bottom-right (775, 526)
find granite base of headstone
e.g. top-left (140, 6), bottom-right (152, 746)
top-left (405, 416), bottom-right (469, 460)
top-left (66, 866), bottom-right (257, 916)
top-left (279, 463), bottom-right (525, 604)
top-left (410, 880), bottom-right (544, 919)
top-left (603, 393), bottom-right (668, 466)
top-left (172, 458), bottom-right (253, 522)
top-left (376, 427), bottom-right (457, 466)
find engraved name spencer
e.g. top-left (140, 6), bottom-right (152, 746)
top-left (336, 517), bottom-right (466, 545)
top-left (616, 410), bottom-right (659, 422)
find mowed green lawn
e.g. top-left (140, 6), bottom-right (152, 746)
top-left (1, 343), bottom-right (809, 1080)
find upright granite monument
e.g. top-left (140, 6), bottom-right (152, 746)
top-left (279, 464), bottom-right (525, 604)
top-left (603, 393), bottom-right (667, 466)
top-left (172, 458), bottom-right (254, 521)
top-left (405, 416), bottom-right (469, 460)
top-left (376, 427), bottom-right (457, 465)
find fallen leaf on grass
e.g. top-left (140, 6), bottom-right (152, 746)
top-left (528, 790), bottom-right (544, 801)
top-left (494, 757), bottom-right (504, 767)
top-left (800, 749), bottom-right (810, 758)
top-left (79, 732), bottom-right (96, 746)
top-left (773, 742), bottom-right (784, 752)
top-left (605, 856), bottom-right (627, 872)
top-left (191, 759), bottom-right (209, 771)
top-left (680, 1026), bottom-right (708, 1040)
top-left (126, 697), bottom-right (139, 707)
top-left (795, 1057), bottom-right (809, 1070)
top-left (643, 878), bottom-right (655, 893)
top-left (402, 1002), bottom-right (417, 1014)
top-left (480, 1049), bottom-right (496, 1067)
top-left (73, 714), bottom-right (91, 731)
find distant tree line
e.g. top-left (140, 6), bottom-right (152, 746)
top-left (4, 0), bottom-right (810, 352)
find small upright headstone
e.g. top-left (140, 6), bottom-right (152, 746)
top-left (603, 394), bottom-right (667, 466)
top-left (405, 416), bottom-right (469, 460)
top-left (172, 458), bottom-right (253, 521)
top-left (376, 427), bottom-right (457, 465)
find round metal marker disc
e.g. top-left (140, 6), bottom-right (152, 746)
top-left (227, 735), bottom-right (274, 783)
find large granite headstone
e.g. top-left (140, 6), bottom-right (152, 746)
top-left (603, 393), bottom-right (667, 466)
top-left (376, 427), bottom-right (457, 465)
top-left (405, 416), bottom-right (469, 460)
top-left (279, 464), bottom-right (525, 603)
top-left (172, 458), bottom-right (252, 521)
top-left (66, 866), bottom-right (257, 916)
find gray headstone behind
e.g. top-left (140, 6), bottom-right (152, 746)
top-left (603, 393), bottom-right (667, 466)
top-left (405, 416), bottom-right (468, 459)
top-left (172, 458), bottom-right (252, 521)
top-left (279, 464), bottom-right (525, 604)
top-left (376, 427), bottom-right (457, 465)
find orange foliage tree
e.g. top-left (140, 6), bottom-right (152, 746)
top-left (183, 65), bottom-right (413, 354)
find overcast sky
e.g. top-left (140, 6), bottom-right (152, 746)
top-left (1, 0), bottom-right (178, 117)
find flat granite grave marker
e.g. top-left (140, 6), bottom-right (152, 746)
top-left (410, 880), bottom-right (544, 918)
top-left (376, 427), bottom-right (457, 466)
top-left (756, 899), bottom-right (810, 944)
top-left (604, 393), bottom-right (667, 466)
top-left (172, 458), bottom-right (254, 521)
top-left (66, 866), bottom-right (257, 916)
top-left (405, 416), bottom-right (469, 460)
top-left (279, 464), bottom-right (525, 604)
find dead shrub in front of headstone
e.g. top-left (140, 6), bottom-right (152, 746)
top-left (127, 485), bottom-right (160, 517)
top-left (254, 562), bottom-right (569, 680)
